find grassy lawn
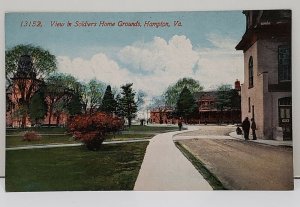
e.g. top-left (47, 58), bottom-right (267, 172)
top-left (6, 142), bottom-right (149, 191)
top-left (6, 125), bottom-right (174, 148)
top-left (6, 133), bottom-right (154, 148)
top-left (6, 127), bottom-right (67, 135)
top-left (124, 125), bottom-right (178, 133)
top-left (107, 133), bottom-right (154, 141)
top-left (6, 134), bottom-right (78, 148)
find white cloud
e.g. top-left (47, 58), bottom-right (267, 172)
top-left (57, 34), bottom-right (244, 99)
top-left (57, 53), bottom-right (131, 87)
top-left (193, 34), bottom-right (244, 89)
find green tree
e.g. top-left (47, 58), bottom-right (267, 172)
top-left (118, 83), bottom-right (137, 127)
top-left (216, 84), bottom-right (241, 123)
top-left (176, 86), bottom-right (198, 123)
top-left (28, 87), bottom-right (48, 125)
top-left (67, 93), bottom-right (83, 116)
top-left (45, 73), bottom-right (74, 126)
top-left (5, 44), bottom-right (56, 85)
top-left (5, 45), bottom-right (57, 127)
top-left (215, 84), bottom-right (232, 111)
top-left (81, 79), bottom-right (106, 114)
top-left (164, 77), bottom-right (203, 107)
top-left (100, 85), bottom-right (117, 114)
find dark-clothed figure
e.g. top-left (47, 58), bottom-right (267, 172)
top-left (242, 117), bottom-right (250, 140)
top-left (251, 118), bottom-right (257, 140)
top-left (236, 126), bottom-right (243, 135)
top-left (178, 120), bottom-right (183, 131)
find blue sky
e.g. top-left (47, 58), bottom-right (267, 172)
top-left (6, 11), bottom-right (245, 98)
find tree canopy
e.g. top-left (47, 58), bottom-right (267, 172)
top-left (117, 83), bottom-right (138, 127)
top-left (5, 44), bottom-right (57, 85)
top-left (164, 77), bottom-right (203, 107)
top-left (176, 86), bottom-right (198, 122)
top-left (100, 85), bottom-right (117, 114)
top-left (81, 79), bottom-right (106, 114)
top-left (6, 44), bottom-right (57, 127)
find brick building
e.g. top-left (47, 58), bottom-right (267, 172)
top-left (236, 10), bottom-right (292, 140)
top-left (150, 80), bottom-right (241, 125)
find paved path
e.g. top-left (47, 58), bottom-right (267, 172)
top-left (134, 126), bottom-right (213, 191)
top-left (6, 139), bottom-right (149, 151)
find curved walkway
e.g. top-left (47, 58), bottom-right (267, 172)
top-left (134, 126), bottom-right (212, 191)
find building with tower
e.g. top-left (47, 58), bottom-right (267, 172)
top-left (236, 10), bottom-right (292, 140)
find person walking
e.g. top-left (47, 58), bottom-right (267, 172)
top-left (251, 118), bottom-right (257, 140)
top-left (178, 119), bottom-right (183, 131)
top-left (242, 117), bottom-right (250, 140)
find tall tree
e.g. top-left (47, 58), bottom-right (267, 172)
top-left (176, 86), bottom-right (198, 123)
top-left (67, 93), bottom-right (83, 116)
top-left (28, 87), bottom-right (48, 125)
top-left (81, 79), bottom-right (106, 114)
top-left (215, 84), bottom-right (232, 111)
top-left (118, 83), bottom-right (137, 127)
top-left (45, 73), bottom-right (74, 126)
top-left (5, 45), bottom-right (57, 127)
top-left (100, 85), bottom-right (117, 114)
top-left (164, 77), bottom-right (203, 107)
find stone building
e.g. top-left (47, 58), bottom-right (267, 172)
top-left (236, 10), bottom-right (292, 140)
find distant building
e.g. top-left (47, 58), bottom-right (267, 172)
top-left (236, 10), bottom-right (292, 140)
top-left (195, 80), bottom-right (241, 124)
top-left (150, 81), bottom-right (241, 125)
top-left (149, 107), bottom-right (176, 124)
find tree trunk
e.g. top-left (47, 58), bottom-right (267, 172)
top-left (48, 107), bottom-right (53, 126)
top-left (56, 114), bottom-right (60, 126)
top-left (128, 117), bottom-right (132, 127)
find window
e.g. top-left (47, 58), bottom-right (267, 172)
top-left (278, 46), bottom-right (291, 82)
top-left (249, 56), bottom-right (254, 88)
top-left (248, 97), bottom-right (251, 113)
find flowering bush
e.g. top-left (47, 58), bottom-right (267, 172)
top-left (67, 112), bottom-right (124, 150)
top-left (22, 131), bottom-right (41, 142)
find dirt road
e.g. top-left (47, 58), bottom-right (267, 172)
top-left (178, 138), bottom-right (293, 190)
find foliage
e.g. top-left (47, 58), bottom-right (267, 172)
top-left (22, 131), bottom-right (41, 142)
top-left (100, 85), bottom-right (117, 114)
top-left (215, 84), bottom-right (233, 111)
top-left (45, 73), bottom-right (80, 125)
top-left (175, 86), bottom-right (198, 122)
top-left (81, 79), bottom-right (106, 114)
top-left (117, 83), bottom-right (138, 127)
top-left (28, 87), bottom-right (48, 125)
top-left (6, 44), bottom-right (57, 127)
top-left (136, 90), bottom-right (146, 111)
top-left (67, 94), bottom-right (83, 116)
top-left (164, 77), bottom-right (203, 107)
top-left (5, 44), bottom-right (57, 85)
top-left (68, 112), bottom-right (124, 150)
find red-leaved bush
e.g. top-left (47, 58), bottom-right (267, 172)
top-left (67, 112), bottom-right (124, 150)
top-left (22, 131), bottom-right (41, 142)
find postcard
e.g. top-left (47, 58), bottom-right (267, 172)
top-left (5, 10), bottom-right (293, 191)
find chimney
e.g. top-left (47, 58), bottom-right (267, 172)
top-left (235, 79), bottom-right (241, 91)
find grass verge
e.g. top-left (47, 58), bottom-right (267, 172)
top-left (6, 142), bottom-right (149, 191)
top-left (124, 125), bottom-right (178, 133)
top-left (175, 141), bottom-right (226, 190)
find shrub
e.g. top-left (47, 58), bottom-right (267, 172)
top-left (67, 112), bottom-right (124, 150)
top-left (22, 131), bottom-right (41, 142)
